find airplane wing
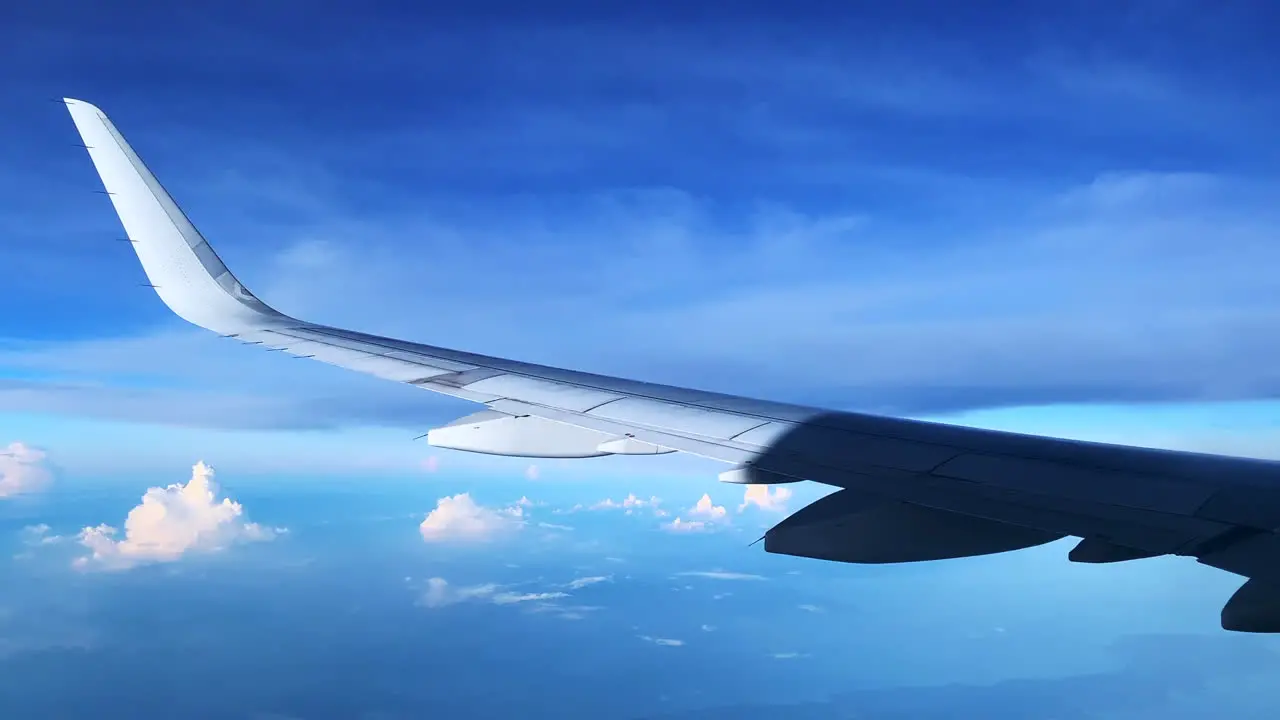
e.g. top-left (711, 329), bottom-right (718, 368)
top-left (62, 98), bottom-right (1280, 633)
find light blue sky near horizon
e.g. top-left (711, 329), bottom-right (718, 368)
top-left (4, 2), bottom-right (1280, 717)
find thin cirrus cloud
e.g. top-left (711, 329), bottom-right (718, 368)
top-left (74, 461), bottom-right (279, 571)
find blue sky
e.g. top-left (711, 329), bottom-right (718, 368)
top-left (3, 1), bottom-right (1280, 716)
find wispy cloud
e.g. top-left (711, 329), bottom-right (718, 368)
top-left (19, 524), bottom-right (62, 546)
top-left (675, 571), bottom-right (766, 581)
top-left (563, 575), bottom-right (612, 590)
top-left (416, 578), bottom-right (502, 609)
top-left (415, 572), bottom-right (610, 617)
top-left (638, 635), bottom-right (684, 647)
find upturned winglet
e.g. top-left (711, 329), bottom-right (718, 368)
top-left (63, 98), bottom-right (288, 334)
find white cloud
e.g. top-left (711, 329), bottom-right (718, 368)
top-left (701, 624), bottom-right (716, 632)
top-left (688, 493), bottom-right (727, 520)
top-left (798, 604), bottom-right (824, 613)
top-left (739, 484), bottom-right (793, 513)
top-left (415, 577), bottom-right (583, 614)
top-left (75, 461), bottom-right (276, 571)
top-left (564, 575), bottom-right (612, 590)
top-left (537, 521), bottom-right (573, 531)
top-left (663, 494), bottom-right (729, 532)
top-left (638, 635), bottom-right (684, 647)
top-left (590, 493), bottom-right (662, 515)
top-left (662, 517), bottom-right (707, 532)
top-left (492, 591), bottom-right (569, 605)
top-left (771, 652), bottom-right (809, 659)
top-left (526, 603), bottom-right (603, 620)
top-left (419, 493), bottom-right (520, 542)
top-left (418, 577), bottom-right (500, 608)
top-left (676, 571), bottom-right (766, 581)
top-left (420, 455), bottom-right (440, 473)
top-left (0, 442), bottom-right (52, 498)
top-left (524, 464), bottom-right (541, 480)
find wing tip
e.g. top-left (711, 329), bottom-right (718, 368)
top-left (62, 97), bottom-right (99, 111)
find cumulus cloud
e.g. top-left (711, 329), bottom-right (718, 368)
top-left (419, 493), bottom-right (521, 542)
top-left (75, 461), bottom-right (276, 571)
top-left (0, 442), bottom-right (53, 498)
top-left (688, 493), bottom-right (727, 519)
top-left (663, 493), bottom-right (728, 532)
top-left (524, 464), bottom-right (541, 480)
top-left (739, 484), bottom-right (793, 513)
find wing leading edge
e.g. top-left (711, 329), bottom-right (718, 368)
top-left (63, 98), bottom-right (1280, 632)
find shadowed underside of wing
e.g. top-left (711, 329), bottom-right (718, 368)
top-left (63, 98), bottom-right (1280, 632)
